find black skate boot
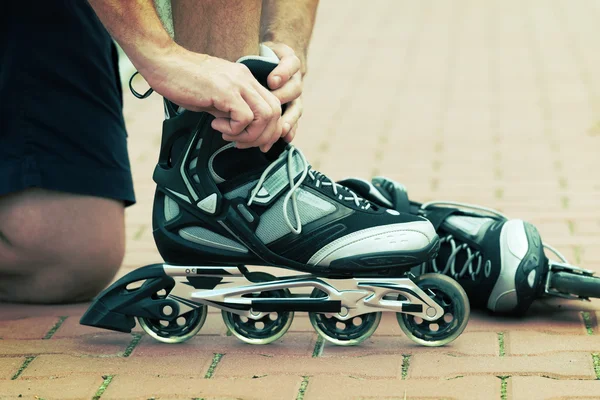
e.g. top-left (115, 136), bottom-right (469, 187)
top-left (81, 47), bottom-right (470, 347)
top-left (339, 176), bottom-right (600, 315)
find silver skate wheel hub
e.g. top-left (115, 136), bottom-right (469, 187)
top-left (338, 307), bottom-right (349, 317)
top-left (426, 307), bottom-right (437, 318)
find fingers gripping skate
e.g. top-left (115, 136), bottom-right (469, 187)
top-left (80, 264), bottom-right (470, 347)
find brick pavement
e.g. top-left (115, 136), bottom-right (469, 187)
top-left (1, 0), bottom-right (600, 399)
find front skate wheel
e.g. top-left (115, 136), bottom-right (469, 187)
top-left (397, 274), bottom-right (469, 347)
top-left (138, 307), bottom-right (207, 344)
top-left (308, 289), bottom-right (382, 346)
top-left (222, 272), bottom-right (294, 345)
top-left (550, 272), bottom-right (600, 298)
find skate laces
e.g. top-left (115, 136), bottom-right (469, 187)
top-left (417, 201), bottom-right (570, 279)
top-left (419, 233), bottom-right (488, 281)
top-left (247, 145), bottom-right (370, 235)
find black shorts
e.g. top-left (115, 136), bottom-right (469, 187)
top-left (0, 1), bottom-right (136, 206)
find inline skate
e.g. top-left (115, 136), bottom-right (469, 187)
top-left (80, 47), bottom-right (470, 347)
top-left (339, 176), bottom-right (600, 315)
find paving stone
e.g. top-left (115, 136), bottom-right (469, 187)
top-left (321, 332), bottom-right (498, 357)
top-left (409, 353), bottom-right (596, 379)
top-left (0, 357), bottom-right (25, 380)
top-left (303, 376), bottom-right (501, 400)
top-left (510, 376), bottom-right (600, 400)
top-left (21, 354), bottom-right (214, 379)
top-left (507, 331), bottom-right (600, 355)
top-left (0, 317), bottom-right (59, 340)
top-left (0, 304), bottom-right (89, 321)
top-left (0, 335), bottom-right (133, 357)
top-left (465, 309), bottom-right (591, 335)
top-left (214, 354), bottom-right (401, 378)
top-left (133, 332), bottom-right (317, 357)
top-left (0, 376), bottom-right (100, 399)
top-left (102, 375), bottom-right (302, 400)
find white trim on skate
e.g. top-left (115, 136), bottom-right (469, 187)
top-left (180, 131), bottom-right (200, 202)
top-left (166, 188), bottom-right (191, 203)
top-left (487, 220), bottom-right (528, 312)
top-left (197, 193), bottom-right (218, 214)
top-left (208, 143), bottom-right (234, 184)
top-left (307, 221), bottom-right (436, 267)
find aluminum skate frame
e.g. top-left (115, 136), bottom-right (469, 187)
top-left (163, 265), bottom-right (445, 321)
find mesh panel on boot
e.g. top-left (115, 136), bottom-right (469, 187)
top-left (255, 189), bottom-right (336, 244)
top-left (164, 196), bottom-right (180, 221)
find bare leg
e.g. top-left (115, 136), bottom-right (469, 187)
top-left (171, 0), bottom-right (263, 60)
top-left (0, 189), bottom-right (125, 304)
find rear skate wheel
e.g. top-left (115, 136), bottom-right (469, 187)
top-left (222, 272), bottom-right (294, 345)
top-left (397, 274), bottom-right (469, 347)
top-left (308, 289), bottom-right (381, 346)
top-left (136, 279), bottom-right (208, 344)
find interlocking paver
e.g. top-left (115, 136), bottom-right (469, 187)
top-left (303, 376), bottom-right (501, 400)
top-left (132, 332), bottom-right (317, 357)
top-left (507, 331), bottom-right (600, 355)
top-left (321, 332), bottom-right (498, 357)
top-left (102, 375), bottom-right (302, 400)
top-left (409, 353), bottom-right (597, 380)
top-left (510, 376), bottom-right (600, 400)
top-left (0, 317), bottom-right (58, 340)
top-left (214, 354), bottom-right (401, 379)
top-left (0, 335), bottom-right (133, 357)
top-left (0, 357), bottom-right (25, 380)
top-left (466, 308), bottom-right (598, 334)
top-left (0, 376), bottom-right (100, 400)
top-left (20, 354), bottom-right (214, 379)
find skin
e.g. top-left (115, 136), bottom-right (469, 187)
top-left (0, 0), bottom-right (319, 304)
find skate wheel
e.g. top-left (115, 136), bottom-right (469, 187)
top-left (222, 272), bottom-right (294, 345)
top-left (138, 306), bottom-right (207, 344)
top-left (397, 273), bottom-right (469, 347)
top-left (308, 289), bottom-right (381, 346)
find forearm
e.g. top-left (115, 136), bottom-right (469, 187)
top-left (260, 0), bottom-right (319, 75)
top-left (87, 0), bottom-right (181, 75)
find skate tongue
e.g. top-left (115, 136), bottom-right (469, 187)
top-left (371, 177), bottom-right (411, 213)
top-left (336, 177), bottom-right (412, 212)
top-left (211, 47), bottom-right (290, 184)
top-left (211, 144), bottom-right (305, 203)
top-left (237, 44), bottom-right (280, 89)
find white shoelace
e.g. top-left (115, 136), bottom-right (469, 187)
top-left (418, 201), bottom-right (569, 274)
top-left (247, 146), bottom-right (368, 235)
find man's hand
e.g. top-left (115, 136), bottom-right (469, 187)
top-left (143, 45), bottom-right (283, 152)
top-left (262, 42), bottom-right (304, 144)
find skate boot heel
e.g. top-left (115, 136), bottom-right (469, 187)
top-left (79, 301), bottom-right (135, 333)
top-left (80, 263), bottom-right (179, 334)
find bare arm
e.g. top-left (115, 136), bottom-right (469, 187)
top-left (260, 0), bottom-right (319, 76)
top-left (257, 0), bottom-right (318, 142)
top-left (87, 0), bottom-right (174, 75)
top-left (87, 0), bottom-right (284, 151)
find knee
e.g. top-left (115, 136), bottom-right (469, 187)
top-left (0, 189), bottom-right (126, 303)
top-left (54, 237), bottom-right (126, 303)
top-left (0, 239), bottom-right (124, 304)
